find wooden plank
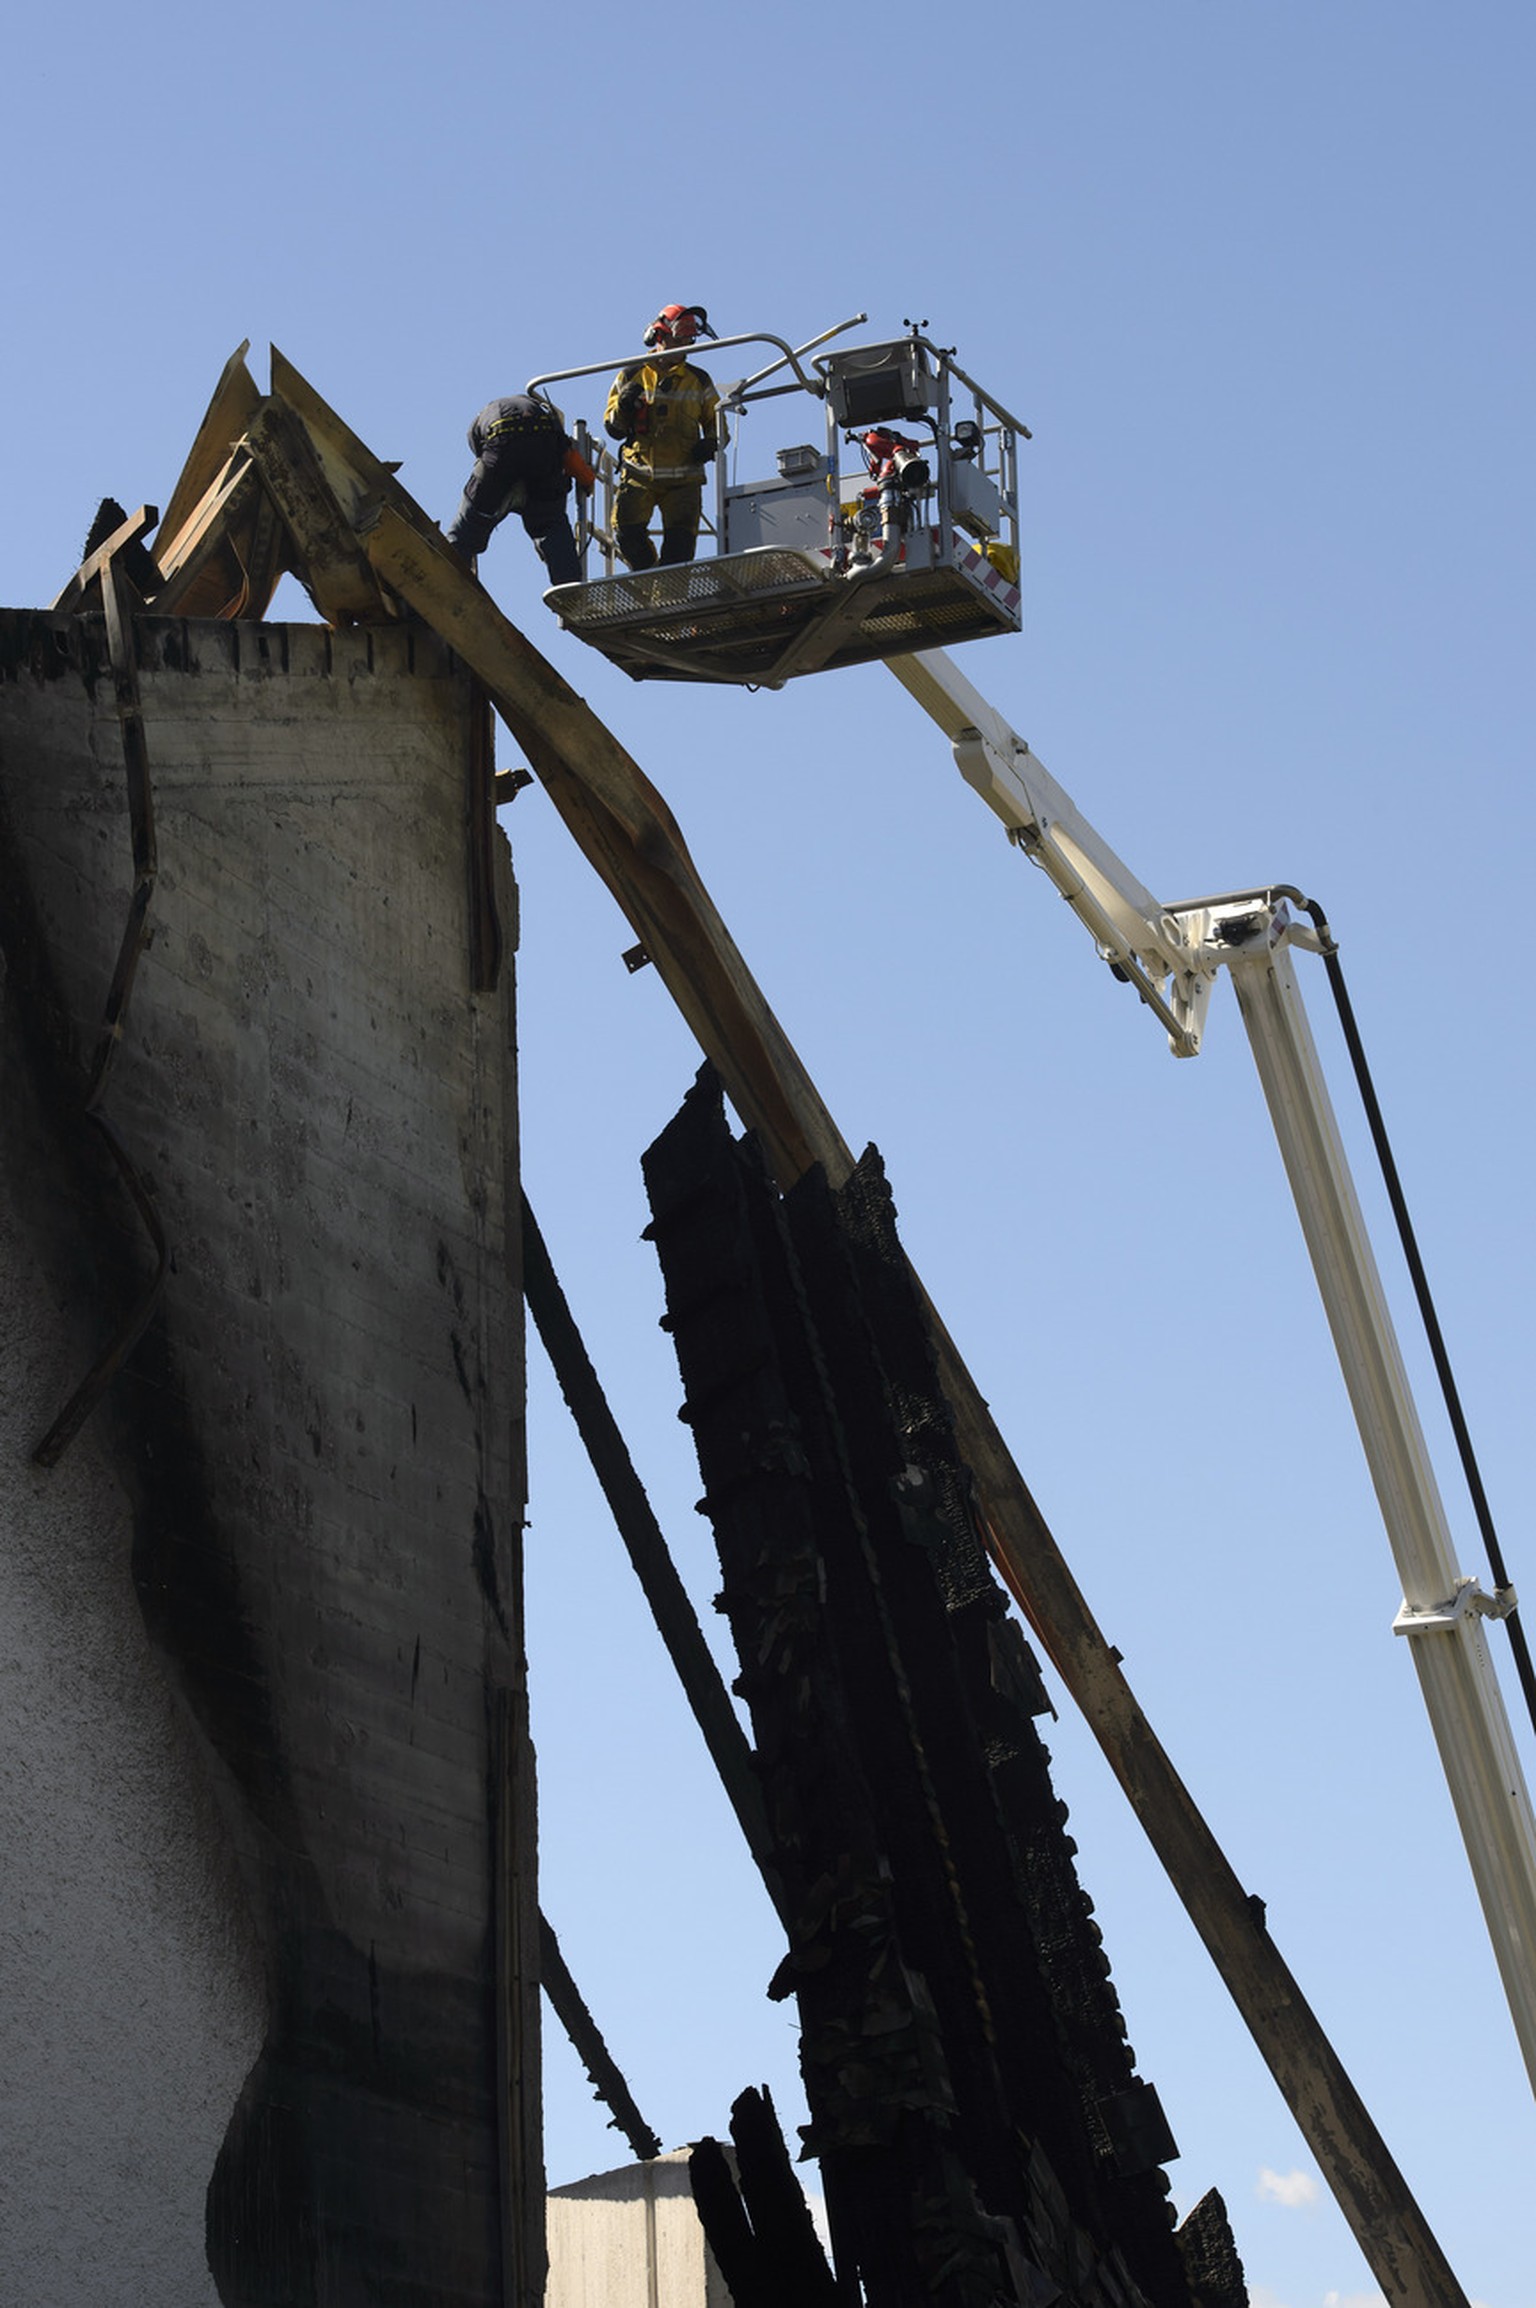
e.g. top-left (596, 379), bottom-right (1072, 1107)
top-left (157, 342), bottom-right (263, 564)
top-left (270, 346), bottom-right (408, 537)
top-left (361, 502), bottom-right (847, 1186)
top-left (155, 453), bottom-right (251, 579)
top-left (270, 348), bottom-right (384, 463)
top-left (241, 400), bottom-right (392, 625)
top-left (50, 502), bottom-right (159, 615)
top-left (151, 457), bottom-right (267, 619)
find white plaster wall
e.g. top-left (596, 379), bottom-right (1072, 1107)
top-left (0, 1091), bottom-right (267, 2306)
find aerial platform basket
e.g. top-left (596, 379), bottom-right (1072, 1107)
top-left (547, 531), bottom-right (1021, 687)
top-left (529, 319), bottom-right (1029, 688)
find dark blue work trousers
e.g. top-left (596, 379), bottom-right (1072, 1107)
top-left (447, 433), bottom-right (580, 587)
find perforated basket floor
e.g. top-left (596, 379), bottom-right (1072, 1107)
top-left (546, 541), bottom-right (1020, 685)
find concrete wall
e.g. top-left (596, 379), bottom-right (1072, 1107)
top-left (0, 1122), bottom-right (265, 2303)
top-left (0, 611), bottom-right (536, 2306)
top-left (548, 2157), bottom-right (731, 2308)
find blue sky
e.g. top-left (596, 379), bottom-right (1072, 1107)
top-left (4, 6), bottom-right (1533, 2305)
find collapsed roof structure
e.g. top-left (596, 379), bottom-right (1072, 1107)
top-left (0, 347), bottom-right (1469, 2307)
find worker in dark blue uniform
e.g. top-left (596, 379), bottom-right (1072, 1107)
top-left (445, 395), bottom-right (593, 586)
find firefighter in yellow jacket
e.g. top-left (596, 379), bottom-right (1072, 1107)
top-left (604, 304), bottom-right (723, 569)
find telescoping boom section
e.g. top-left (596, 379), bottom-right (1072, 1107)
top-left (534, 319), bottom-right (1029, 686)
top-left (891, 643), bottom-right (1536, 2116)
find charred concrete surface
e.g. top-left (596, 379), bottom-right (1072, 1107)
top-left (642, 1068), bottom-right (1247, 2308)
top-left (0, 610), bottom-right (537, 2306)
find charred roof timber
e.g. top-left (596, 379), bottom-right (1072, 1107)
top-left (641, 1065), bottom-right (1236, 2308)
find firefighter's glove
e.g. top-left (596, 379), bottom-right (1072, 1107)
top-left (607, 380), bottom-right (646, 442)
top-left (690, 439), bottom-right (717, 466)
top-left (564, 445), bottom-right (598, 495)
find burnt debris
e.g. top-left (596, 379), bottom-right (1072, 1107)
top-left (642, 1066), bottom-right (1246, 2308)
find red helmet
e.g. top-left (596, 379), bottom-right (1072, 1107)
top-left (644, 302), bottom-right (716, 350)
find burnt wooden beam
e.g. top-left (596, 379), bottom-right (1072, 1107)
top-left (521, 1194), bottom-right (775, 1887)
top-left (688, 2090), bottom-right (840, 2308)
top-left (270, 346), bottom-right (394, 530)
top-left (237, 481), bottom-right (290, 624)
top-left (242, 398), bottom-right (393, 626)
top-left (151, 455), bottom-right (267, 619)
top-left (156, 339), bottom-right (264, 558)
top-left (782, 1138), bottom-right (1195, 2278)
top-left (50, 501), bottom-right (160, 616)
top-left (643, 1075), bottom-right (1198, 2305)
top-left (536, 1912), bottom-right (662, 2166)
top-left (262, 351), bottom-right (846, 1187)
top-left (363, 493), bottom-right (848, 1188)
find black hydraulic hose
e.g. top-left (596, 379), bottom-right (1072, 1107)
top-left (1293, 892), bottom-right (1536, 1741)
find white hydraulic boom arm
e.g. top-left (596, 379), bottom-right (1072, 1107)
top-left (889, 645), bottom-right (1536, 2099)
